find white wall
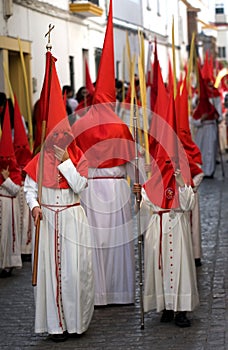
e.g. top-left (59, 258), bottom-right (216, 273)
top-left (0, 0), bottom-right (107, 104)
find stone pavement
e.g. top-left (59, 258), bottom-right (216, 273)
top-left (0, 155), bottom-right (227, 350)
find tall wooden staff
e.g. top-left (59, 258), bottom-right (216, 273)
top-left (32, 24), bottom-right (54, 286)
top-left (138, 30), bottom-right (151, 179)
top-left (18, 37), bottom-right (33, 150)
top-left (133, 97), bottom-right (144, 330)
top-left (131, 62), bottom-right (144, 328)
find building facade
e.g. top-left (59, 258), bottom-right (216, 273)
top-left (0, 0), bottom-right (225, 125)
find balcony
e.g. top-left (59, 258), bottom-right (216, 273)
top-left (69, 1), bottom-right (103, 17)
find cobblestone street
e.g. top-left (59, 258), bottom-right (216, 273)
top-left (0, 156), bottom-right (227, 350)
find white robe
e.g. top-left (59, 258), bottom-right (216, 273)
top-left (17, 185), bottom-right (33, 255)
top-left (24, 159), bottom-right (94, 335)
top-left (191, 172), bottom-right (204, 259)
top-left (80, 162), bottom-right (142, 305)
top-left (142, 185), bottom-right (199, 313)
top-left (192, 119), bottom-right (217, 177)
top-left (0, 178), bottom-right (21, 269)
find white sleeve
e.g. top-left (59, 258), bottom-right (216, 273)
top-left (57, 158), bottom-right (87, 194)
top-left (179, 185), bottom-right (195, 211)
top-left (191, 118), bottom-right (202, 127)
top-left (24, 175), bottom-right (39, 211)
top-left (1, 178), bottom-right (20, 196)
top-left (193, 172), bottom-right (204, 190)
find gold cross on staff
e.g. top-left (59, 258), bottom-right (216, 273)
top-left (45, 24), bottom-right (55, 50)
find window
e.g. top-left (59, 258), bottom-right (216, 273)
top-left (116, 60), bottom-right (120, 80)
top-left (218, 46), bottom-right (226, 58)
top-left (90, 0), bottom-right (99, 5)
top-left (147, 0), bottom-right (151, 11)
top-left (95, 48), bottom-right (102, 77)
top-left (215, 4), bottom-right (224, 14)
top-left (157, 0), bottom-right (160, 16)
top-left (82, 49), bottom-right (88, 83)
top-left (69, 56), bottom-right (75, 94)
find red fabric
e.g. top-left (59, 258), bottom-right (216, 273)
top-left (193, 64), bottom-right (219, 121)
top-left (75, 59), bottom-right (95, 115)
top-left (206, 82), bottom-right (221, 98)
top-left (175, 77), bottom-right (203, 180)
top-left (24, 138), bottom-right (88, 189)
top-left (201, 51), bottom-right (214, 83)
top-left (72, 104), bottom-right (135, 168)
top-left (13, 95), bottom-right (32, 169)
top-left (187, 156), bottom-right (203, 178)
top-left (28, 49), bottom-right (79, 188)
top-left (150, 37), bottom-right (159, 112)
top-left (179, 129), bottom-right (202, 164)
top-left (144, 95), bottom-right (191, 209)
top-left (39, 51), bottom-right (52, 123)
top-left (73, 0), bottom-right (135, 168)
top-left (175, 76), bottom-right (202, 164)
top-left (192, 99), bottom-right (218, 121)
top-left (201, 54), bottom-right (220, 97)
top-left (149, 60), bottom-right (169, 159)
top-left (32, 99), bottom-right (42, 155)
top-left (33, 51), bottom-right (67, 154)
top-left (0, 101), bottom-right (21, 185)
top-left (92, 0), bottom-right (116, 105)
top-left (167, 56), bottom-right (174, 95)
top-left (33, 51), bottom-right (53, 155)
top-left (76, 1), bottom-right (115, 114)
top-left (45, 56), bottom-right (68, 136)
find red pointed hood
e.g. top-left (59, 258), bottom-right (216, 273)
top-left (154, 60), bottom-right (169, 117)
top-left (25, 50), bottom-right (77, 189)
top-left (72, 103), bottom-right (135, 168)
top-left (150, 37), bottom-right (159, 112)
top-left (193, 63), bottom-right (219, 121)
top-left (92, 0), bottom-right (116, 105)
top-left (149, 59), bottom-right (169, 160)
top-left (201, 51), bottom-right (214, 83)
top-left (44, 54), bottom-right (68, 135)
top-left (0, 101), bottom-right (21, 185)
top-left (0, 101), bottom-right (15, 158)
top-left (201, 53), bottom-right (220, 98)
top-left (167, 56), bottom-right (174, 95)
top-left (13, 95), bottom-right (32, 169)
top-left (33, 51), bottom-right (69, 154)
top-left (75, 59), bottom-right (95, 114)
top-left (144, 93), bottom-right (191, 209)
top-left (72, 0), bottom-right (135, 168)
top-left (176, 76), bottom-right (202, 164)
